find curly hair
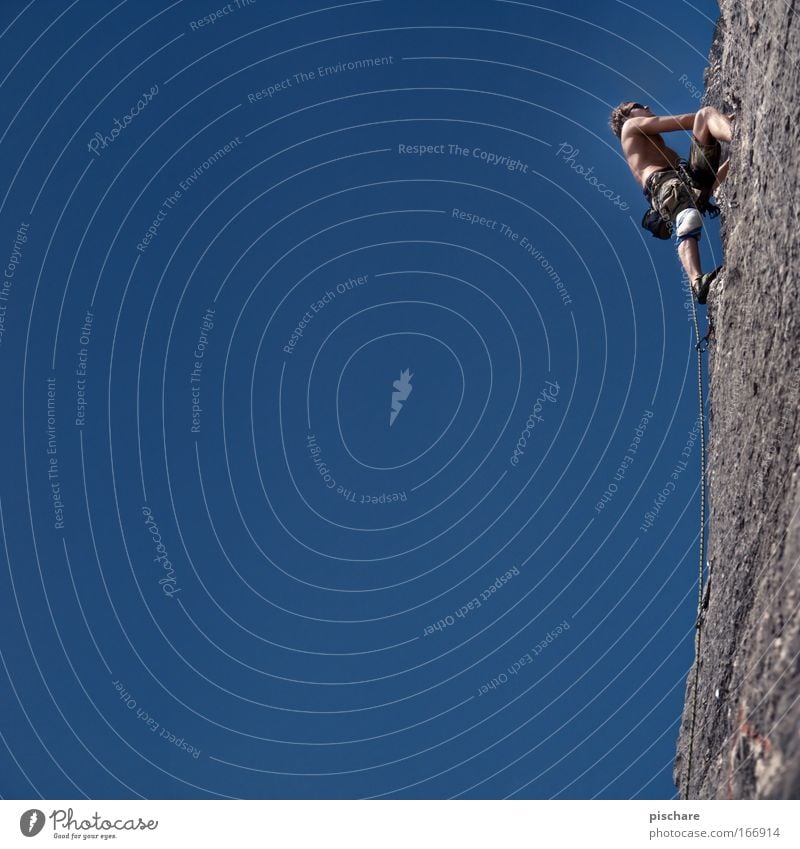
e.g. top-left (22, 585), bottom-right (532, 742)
top-left (609, 101), bottom-right (638, 138)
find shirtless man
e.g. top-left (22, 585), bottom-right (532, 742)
top-left (610, 102), bottom-right (733, 303)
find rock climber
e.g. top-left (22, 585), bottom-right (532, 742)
top-left (610, 102), bottom-right (734, 303)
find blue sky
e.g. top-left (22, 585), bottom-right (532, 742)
top-left (0, 0), bottom-right (722, 799)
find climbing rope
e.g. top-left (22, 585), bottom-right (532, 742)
top-left (683, 294), bottom-right (710, 800)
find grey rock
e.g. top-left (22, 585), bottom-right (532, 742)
top-left (674, 0), bottom-right (800, 799)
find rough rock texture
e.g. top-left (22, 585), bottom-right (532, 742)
top-left (673, 1), bottom-right (800, 799)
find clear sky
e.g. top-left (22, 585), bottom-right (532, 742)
top-left (0, 0), bottom-right (722, 799)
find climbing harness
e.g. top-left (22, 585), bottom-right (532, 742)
top-left (683, 294), bottom-right (711, 800)
top-left (641, 166), bottom-right (719, 241)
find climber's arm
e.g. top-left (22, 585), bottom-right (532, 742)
top-left (624, 113), bottom-right (697, 136)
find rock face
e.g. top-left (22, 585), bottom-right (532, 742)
top-left (673, 1), bottom-right (800, 799)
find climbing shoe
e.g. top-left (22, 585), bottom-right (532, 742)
top-left (692, 265), bottom-right (722, 304)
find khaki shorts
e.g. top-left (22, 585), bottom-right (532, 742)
top-left (646, 169), bottom-right (698, 224)
top-left (645, 169), bottom-right (707, 244)
top-left (688, 136), bottom-right (722, 188)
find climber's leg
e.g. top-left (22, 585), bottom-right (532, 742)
top-left (693, 106), bottom-right (732, 145)
top-left (678, 236), bottom-right (703, 282)
top-left (687, 107), bottom-right (732, 197)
